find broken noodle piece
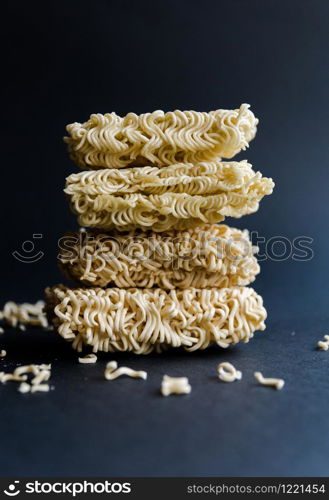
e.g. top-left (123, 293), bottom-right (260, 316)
top-left (0, 300), bottom-right (48, 328)
top-left (78, 353), bottom-right (98, 364)
top-left (254, 371), bottom-right (284, 390)
top-left (317, 335), bottom-right (329, 351)
top-left (217, 362), bottom-right (242, 382)
top-left (104, 360), bottom-right (147, 380)
top-left (161, 375), bottom-right (191, 396)
top-left (0, 364), bottom-right (52, 394)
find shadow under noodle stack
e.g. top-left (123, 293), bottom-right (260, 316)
top-left (46, 104), bottom-right (274, 354)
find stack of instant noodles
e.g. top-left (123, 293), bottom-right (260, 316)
top-left (45, 104), bottom-right (274, 354)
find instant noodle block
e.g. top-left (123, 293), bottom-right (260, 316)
top-left (58, 224), bottom-right (260, 289)
top-left (64, 104), bottom-right (258, 169)
top-left (45, 285), bottom-right (267, 355)
top-left (65, 160), bottom-right (274, 232)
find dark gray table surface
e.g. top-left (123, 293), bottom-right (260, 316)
top-left (1, 288), bottom-right (328, 477)
top-left (1, 0), bottom-right (329, 479)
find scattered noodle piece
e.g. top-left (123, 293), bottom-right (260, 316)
top-left (78, 354), bottom-right (98, 364)
top-left (1, 364), bottom-right (53, 393)
top-left (161, 375), bottom-right (191, 396)
top-left (0, 300), bottom-right (48, 328)
top-left (217, 362), bottom-right (242, 382)
top-left (0, 350), bottom-right (6, 358)
top-left (14, 364), bottom-right (51, 377)
top-left (38, 364), bottom-right (52, 370)
top-left (31, 384), bottom-right (50, 393)
top-left (106, 361), bottom-right (118, 372)
top-left (31, 370), bottom-right (51, 385)
top-left (254, 371), bottom-right (284, 390)
top-left (19, 324), bottom-right (26, 331)
top-left (45, 285), bottom-right (267, 354)
top-left (18, 382), bottom-right (31, 393)
top-left (14, 366), bottom-right (38, 376)
top-left (317, 335), bottom-right (329, 351)
top-left (0, 326), bottom-right (4, 334)
top-left (104, 361), bottom-right (147, 380)
top-left (0, 372), bottom-right (28, 383)
top-left (64, 104), bottom-right (258, 169)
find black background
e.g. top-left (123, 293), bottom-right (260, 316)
top-left (1, 0), bottom-right (329, 477)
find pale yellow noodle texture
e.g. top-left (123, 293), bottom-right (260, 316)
top-left (0, 300), bottom-right (48, 328)
top-left (78, 354), bottom-right (98, 363)
top-left (317, 335), bottom-right (329, 350)
top-left (217, 362), bottom-right (242, 382)
top-left (65, 160), bottom-right (274, 232)
top-left (161, 375), bottom-right (191, 396)
top-left (45, 286), bottom-right (267, 355)
top-left (64, 104), bottom-right (258, 169)
top-left (0, 364), bottom-right (52, 392)
top-left (254, 372), bottom-right (284, 390)
top-left (104, 361), bottom-right (147, 380)
top-left (58, 224), bottom-right (260, 289)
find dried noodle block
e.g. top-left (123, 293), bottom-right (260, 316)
top-left (45, 285), bottom-right (267, 355)
top-left (65, 160), bottom-right (274, 232)
top-left (64, 104), bottom-right (258, 169)
top-left (58, 224), bottom-right (260, 289)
